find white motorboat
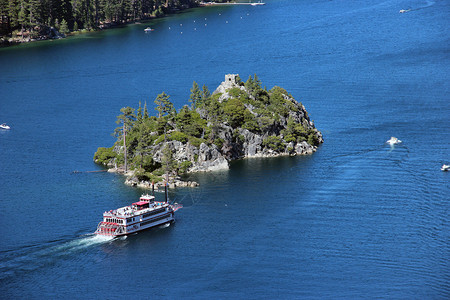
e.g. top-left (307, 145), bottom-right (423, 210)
top-left (144, 27), bottom-right (154, 32)
top-left (386, 137), bottom-right (402, 145)
top-left (441, 164), bottom-right (449, 172)
top-left (0, 123), bottom-right (10, 130)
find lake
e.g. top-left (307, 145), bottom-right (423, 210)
top-left (1, 0), bottom-right (449, 298)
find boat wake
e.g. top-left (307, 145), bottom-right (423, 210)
top-left (0, 234), bottom-right (114, 281)
top-left (402, 0), bottom-right (436, 12)
top-left (415, 0), bottom-right (436, 10)
top-left (52, 234), bottom-right (114, 253)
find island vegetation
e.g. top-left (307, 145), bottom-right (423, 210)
top-left (0, 0), bottom-right (232, 46)
top-left (94, 74), bottom-right (323, 189)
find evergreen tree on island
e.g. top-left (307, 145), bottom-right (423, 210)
top-left (94, 74), bottom-right (323, 189)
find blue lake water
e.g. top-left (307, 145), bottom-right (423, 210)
top-left (1, 0), bottom-right (449, 298)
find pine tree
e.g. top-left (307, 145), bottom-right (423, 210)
top-left (154, 92), bottom-right (174, 119)
top-left (7, 0), bottom-right (19, 29)
top-left (137, 101), bottom-right (143, 121)
top-left (201, 84), bottom-right (211, 107)
top-left (59, 18), bottom-right (69, 34)
top-left (115, 106), bottom-right (136, 136)
top-left (143, 101), bottom-right (149, 119)
top-left (17, 0), bottom-right (27, 40)
top-left (189, 81), bottom-right (201, 109)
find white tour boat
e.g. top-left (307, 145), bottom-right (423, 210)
top-left (0, 123), bottom-right (10, 130)
top-left (95, 193), bottom-right (182, 237)
top-left (386, 136), bottom-right (402, 145)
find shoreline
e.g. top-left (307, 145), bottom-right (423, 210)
top-left (105, 145), bottom-right (317, 190)
top-left (201, 2), bottom-right (265, 6)
top-left (107, 167), bottom-right (200, 190)
top-left (1, 5), bottom-right (200, 48)
top-left (1, 1), bottom-right (268, 47)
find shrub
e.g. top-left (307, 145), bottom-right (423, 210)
top-left (283, 134), bottom-right (297, 143)
top-left (178, 161), bottom-right (192, 174)
top-left (188, 137), bottom-right (205, 148)
top-left (142, 156), bottom-right (161, 172)
top-left (242, 110), bottom-right (259, 133)
top-left (237, 134), bottom-right (245, 144)
top-left (223, 98), bottom-right (245, 128)
top-left (135, 169), bottom-right (162, 183)
top-left (307, 132), bottom-right (319, 146)
top-left (169, 131), bottom-right (188, 143)
top-left (228, 87), bottom-right (243, 98)
top-left (154, 135), bottom-right (165, 145)
top-left (262, 136), bottom-right (285, 152)
top-left (153, 168), bottom-right (165, 176)
top-left (94, 147), bottom-right (116, 165)
top-left (213, 137), bottom-right (224, 149)
top-left (258, 116), bottom-right (275, 132)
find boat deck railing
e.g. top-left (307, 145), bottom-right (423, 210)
top-left (103, 203), bottom-right (167, 217)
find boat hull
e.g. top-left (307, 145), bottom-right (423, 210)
top-left (95, 213), bottom-right (174, 237)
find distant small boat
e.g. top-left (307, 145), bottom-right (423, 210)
top-left (0, 123), bottom-right (10, 130)
top-left (386, 136), bottom-right (402, 145)
top-left (399, 9), bottom-right (410, 13)
top-left (144, 27), bottom-right (154, 32)
top-left (441, 164), bottom-right (449, 172)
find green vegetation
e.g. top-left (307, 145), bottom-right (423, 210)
top-left (262, 136), bottom-right (285, 152)
top-left (94, 146), bottom-right (116, 165)
top-left (94, 75), bottom-right (322, 181)
top-left (0, 0), bottom-right (203, 41)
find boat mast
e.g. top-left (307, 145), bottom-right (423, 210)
top-left (165, 182), bottom-right (168, 203)
top-left (152, 180), bottom-right (155, 196)
top-left (123, 121), bottom-right (127, 173)
top-left (163, 122), bottom-right (169, 203)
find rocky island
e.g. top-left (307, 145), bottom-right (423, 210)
top-left (94, 74), bottom-right (323, 189)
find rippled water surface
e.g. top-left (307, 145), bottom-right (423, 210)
top-left (1, 0), bottom-right (449, 298)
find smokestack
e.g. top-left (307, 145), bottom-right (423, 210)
top-left (165, 182), bottom-right (168, 203)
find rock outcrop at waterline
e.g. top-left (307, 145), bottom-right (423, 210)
top-left (94, 74), bottom-right (323, 188)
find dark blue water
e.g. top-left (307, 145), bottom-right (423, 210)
top-left (1, 0), bottom-right (449, 298)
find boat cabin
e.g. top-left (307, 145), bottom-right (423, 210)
top-left (132, 201), bottom-right (149, 210)
top-left (139, 194), bottom-right (155, 202)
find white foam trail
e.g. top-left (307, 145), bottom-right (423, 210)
top-left (0, 234), bottom-right (115, 280)
top-left (53, 234), bottom-right (114, 253)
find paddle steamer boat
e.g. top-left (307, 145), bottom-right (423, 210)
top-left (95, 193), bottom-right (181, 237)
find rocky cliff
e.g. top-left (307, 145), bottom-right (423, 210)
top-left (94, 74), bottom-right (323, 188)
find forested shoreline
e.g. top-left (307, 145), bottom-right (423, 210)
top-left (0, 0), bottom-right (230, 45)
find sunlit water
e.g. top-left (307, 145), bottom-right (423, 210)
top-left (1, 0), bottom-right (449, 298)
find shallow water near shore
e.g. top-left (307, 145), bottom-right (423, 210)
top-left (1, 0), bottom-right (449, 298)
